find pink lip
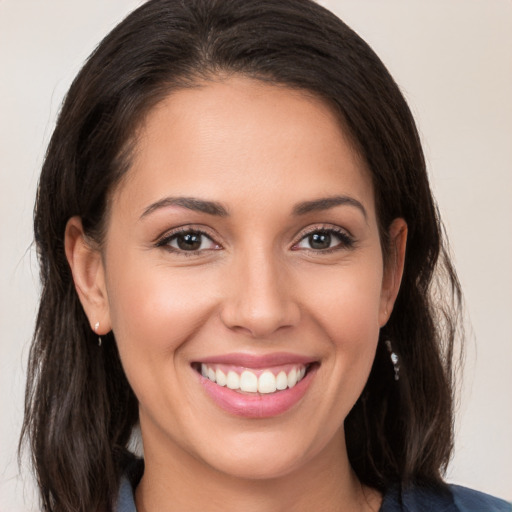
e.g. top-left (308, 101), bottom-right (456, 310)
top-left (197, 352), bottom-right (315, 368)
top-left (195, 355), bottom-right (318, 419)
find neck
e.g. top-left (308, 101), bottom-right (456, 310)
top-left (135, 424), bottom-right (381, 512)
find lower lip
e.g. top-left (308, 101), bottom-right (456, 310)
top-left (198, 366), bottom-right (316, 419)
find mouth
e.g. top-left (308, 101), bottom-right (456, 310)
top-left (191, 355), bottom-right (319, 418)
top-left (192, 362), bottom-right (311, 394)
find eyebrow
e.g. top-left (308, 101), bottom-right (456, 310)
top-left (140, 194), bottom-right (366, 220)
top-left (292, 195), bottom-right (367, 219)
top-left (140, 196), bottom-right (229, 219)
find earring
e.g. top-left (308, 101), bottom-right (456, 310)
top-left (94, 322), bottom-right (102, 347)
top-left (385, 340), bottom-right (400, 381)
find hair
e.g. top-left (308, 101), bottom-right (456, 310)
top-left (21, 1), bottom-right (463, 511)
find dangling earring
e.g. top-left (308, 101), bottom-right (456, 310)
top-left (94, 321), bottom-right (102, 347)
top-left (385, 340), bottom-right (399, 381)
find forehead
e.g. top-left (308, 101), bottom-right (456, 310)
top-left (113, 77), bottom-right (375, 219)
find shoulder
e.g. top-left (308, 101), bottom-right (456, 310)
top-left (449, 485), bottom-right (511, 512)
top-left (380, 482), bottom-right (511, 512)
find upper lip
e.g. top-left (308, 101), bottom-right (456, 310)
top-left (194, 352), bottom-right (317, 369)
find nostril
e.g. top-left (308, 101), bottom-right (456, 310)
top-left (220, 304), bottom-right (301, 339)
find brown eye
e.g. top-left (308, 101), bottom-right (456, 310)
top-left (308, 232), bottom-right (332, 250)
top-left (176, 232), bottom-right (203, 251)
top-left (294, 228), bottom-right (354, 252)
top-left (159, 230), bottom-right (220, 252)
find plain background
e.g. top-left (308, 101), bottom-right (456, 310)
top-left (1, 1), bottom-right (511, 509)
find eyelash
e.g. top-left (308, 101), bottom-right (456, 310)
top-left (291, 226), bottom-right (355, 253)
top-left (156, 227), bottom-right (221, 256)
top-left (156, 225), bottom-right (355, 256)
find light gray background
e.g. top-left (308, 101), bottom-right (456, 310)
top-left (1, 1), bottom-right (511, 510)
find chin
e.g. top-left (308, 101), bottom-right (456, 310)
top-left (207, 448), bottom-right (308, 481)
top-left (190, 424), bottom-right (338, 482)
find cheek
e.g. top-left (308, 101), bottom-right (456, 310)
top-left (303, 259), bottom-right (383, 337)
top-left (104, 257), bottom-right (222, 427)
top-left (299, 255), bottom-right (384, 386)
top-left (105, 255), bottom-right (218, 361)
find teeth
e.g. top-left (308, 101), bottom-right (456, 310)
top-left (276, 371), bottom-right (288, 390)
top-left (215, 368), bottom-right (226, 386)
top-left (240, 371), bottom-right (258, 392)
top-left (226, 371), bottom-right (240, 390)
top-left (258, 371), bottom-right (276, 394)
top-left (288, 368), bottom-right (297, 388)
top-left (200, 364), bottom-right (308, 394)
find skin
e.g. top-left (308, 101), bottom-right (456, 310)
top-left (65, 77), bottom-right (407, 511)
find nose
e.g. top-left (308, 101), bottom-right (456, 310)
top-left (219, 248), bottom-right (301, 338)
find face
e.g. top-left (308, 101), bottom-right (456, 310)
top-left (69, 77), bottom-right (405, 481)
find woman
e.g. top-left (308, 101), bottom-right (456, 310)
top-left (20, 1), bottom-right (510, 511)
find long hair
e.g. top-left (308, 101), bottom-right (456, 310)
top-left (21, 1), bottom-right (462, 510)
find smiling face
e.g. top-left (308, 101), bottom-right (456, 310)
top-left (66, 77), bottom-right (406, 487)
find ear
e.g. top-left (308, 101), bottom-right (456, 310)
top-left (379, 218), bottom-right (407, 327)
top-left (64, 216), bottom-right (111, 335)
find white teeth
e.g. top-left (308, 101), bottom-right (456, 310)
top-left (240, 371), bottom-right (258, 392)
top-left (216, 368), bottom-right (226, 386)
top-left (200, 364), bottom-right (309, 393)
top-left (287, 368), bottom-right (297, 388)
top-left (258, 371), bottom-right (277, 394)
top-left (276, 371), bottom-right (288, 390)
top-left (226, 371), bottom-right (240, 390)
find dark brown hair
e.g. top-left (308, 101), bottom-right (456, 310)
top-left (21, 1), bottom-right (462, 511)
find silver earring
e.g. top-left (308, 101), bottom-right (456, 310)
top-left (94, 322), bottom-right (102, 347)
top-left (385, 340), bottom-right (399, 381)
